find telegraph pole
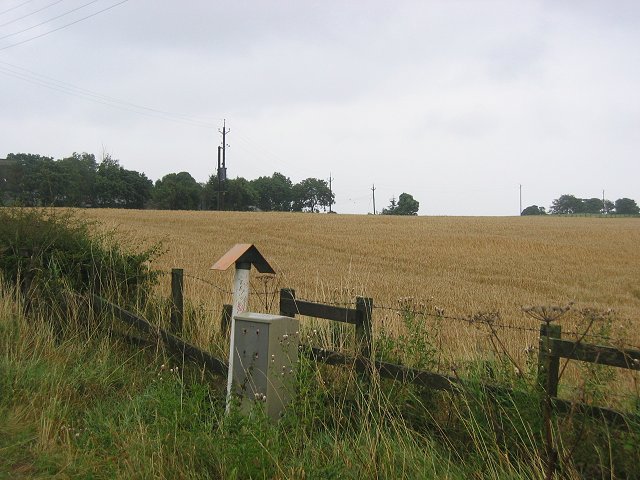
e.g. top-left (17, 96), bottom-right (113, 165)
top-left (328, 173), bottom-right (333, 213)
top-left (217, 120), bottom-right (230, 210)
top-left (372, 184), bottom-right (376, 215)
top-left (519, 184), bottom-right (522, 215)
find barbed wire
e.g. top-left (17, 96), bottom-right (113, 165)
top-left (181, 273), bottom-right (233, 295)
top-left (372, 304), bottom-right (541, 335)
top-left (180, 272), bottom-right (279, 298)
top-left (157, 270), bottom-right (640, 351)
top-left (371, 303), bottom-right (640, 351)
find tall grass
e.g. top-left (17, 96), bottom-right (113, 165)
top-left (3, 281), bottom-right (639, 478)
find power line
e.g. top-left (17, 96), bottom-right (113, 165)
top-left (0, 60), bottom-right (216, 125)
top-left (0, 62), bottom-right (216, 128)
top-left (0, 0), bottom-right (66, 28)
top-left (0, 0), bottom-right (101, 40)
top-left (0, 0), bottom-right (128, 51)
top-left (0, 0), bottom-right (36, 17)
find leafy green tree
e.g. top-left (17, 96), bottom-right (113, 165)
top-left (549, 194), bottom-right (584, 214)
top-left (95, 156), bottom-right (126, 207)
top-left (152, 172), bottom-right (201, 210)
top-left (396, 193), bottom-right (419, 215)
top-left (251, 172), bottom-right (293, 211)
top-left (582, 197), bottom-right (605, 214)
top-left (225, 177), bottom-right (258, 211)
top-left (57, 153), bottom-right (97, 206)
top-left (382, 197), bottom-right (398, 215)
top-left (1, 152), bottom-right (131, 208)
top-left (0, 159), bottom-right (10, 205)
top-left (3, 153), bottom-right (54, 206)
top-left (95, 156), bottom-right (152, 209)
top-left (521, 205), bottom-right (547, 215)
top-left (32, 157), bottom-right (67, 206)
top-left (291, 178), bottom-right (334, 212)
top-left (614, 198), bottom-right (639, 215)
top-left (382, 193), bottom-right (419, 215)
top-left (603, 199), bottom-right (615, 214)
top-left (201, 174), bottom-right (220, 210)
top-left (3, 152), bottom-right (151, 208)
top-left (122, 169), bottom-right (154, 209)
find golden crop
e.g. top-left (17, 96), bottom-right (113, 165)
top-left (82, 210), bottom-right (640, 376)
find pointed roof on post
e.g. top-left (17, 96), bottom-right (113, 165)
top-left (211, 243), bottom-right (275, 274)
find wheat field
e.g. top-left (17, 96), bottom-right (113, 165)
top-left (82, 210), bottom-right (640, 373)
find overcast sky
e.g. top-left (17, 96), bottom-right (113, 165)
top-left (1, 0), bottom-right (638, 215)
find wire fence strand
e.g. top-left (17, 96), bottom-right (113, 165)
top-left (158, 269), bottom-right (640, 351)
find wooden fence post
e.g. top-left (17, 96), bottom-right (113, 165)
top-left (170, 268), bottom-right (184, 334)
top-left (355, 297), bottom-right (373, 359)
top-left (279, 288), bottom-right (296, 317)
top-left (220, 304), bottom-right (233, 337)
top-left (538, 322), bottom-right (561, 397)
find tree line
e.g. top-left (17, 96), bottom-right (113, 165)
top-left (0, 152), bottom-right (336, 213)
top-left (522, 194), bottom-right (639, 216)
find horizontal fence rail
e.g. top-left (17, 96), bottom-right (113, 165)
top-left (549, 338), bottom-right (640, 370)
top-left (302, 346), bottom-right (460, 393)
top-left (279, 288), bottom-right (359, 324)
top-left (92, 294), bottom-right (227, 376)
top-left (279, 288), bottom-right (373, 360)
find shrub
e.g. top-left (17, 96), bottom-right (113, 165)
top-left (0, 208), bottom-right (160, 322)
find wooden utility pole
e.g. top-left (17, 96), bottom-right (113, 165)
top-left (217, 120), bottom-right (230, 210)
top-left (217, 146), bottom-right (222, 210)
top-left (519, 184), bottom-right (522, 215)
top-left (328, 173), bottom-right (333, 213)
top-left (372, 184), bottom-right (376, 214)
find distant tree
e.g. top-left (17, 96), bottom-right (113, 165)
top-left (549, 194), bottom-right (584, 214)
top-left (614, 198), bottom-right (640, 215)
top-left (152, 172), bottom-right (201, 210)
top-left (95, 156), bottom-right (152, 209)
top-left (251, 172), bottom-right (293, 211)
top-left (291, 178), bottom-right (334, 212)
top-left (225, 177), bottom-right (258, 211)
top-left (521, 205), bottom-right (547, 215)
top-left (603, 199), bottom-right (615, 214)
top-left (582, 197), bottom-right (605, 214)
top-left (382, 197), bottom-right (398, 215)
top-left (3, 153), bottom-right (54, 206)
top-left (32, 157), bottom-right (68, 206)
top-left (396, 193), bottom-right (419, 215)
top-left (121, 168), bottom-right (154, 209)
top-left (382, 193), bottom-right (419, 215)
top-left (95, 156), bottom-right (123, 207)
top-left (57, 152), bottom-right (97, 206)
top-left (201, 175), bottom-right (219, 210)
top-left (0, 159), bottom-right (9, 205)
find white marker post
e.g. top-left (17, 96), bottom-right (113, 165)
top-left (211, 244), bottom-right (275, 414)
top-left (226, 260), bottom-right (250, 410)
